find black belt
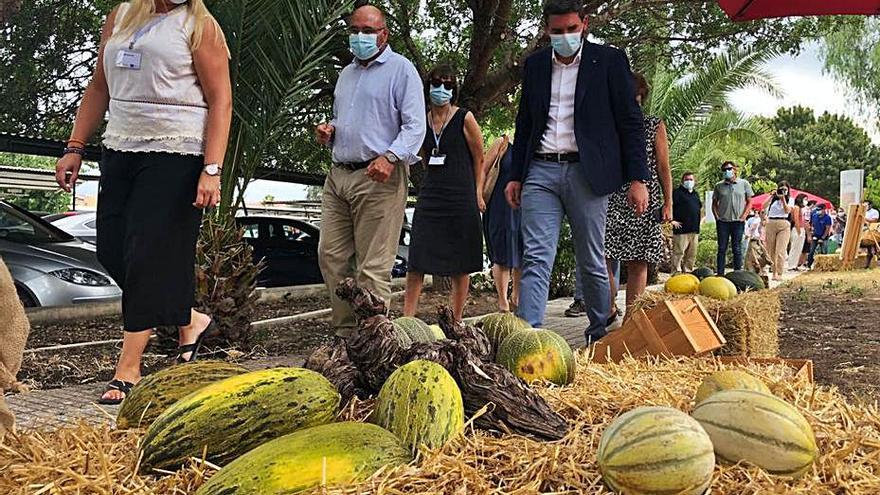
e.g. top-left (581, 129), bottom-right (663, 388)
top-left (769, 217), bottom-right (789, 220)
top-left (534, 152), bottom-right (580, 163)
top-left (334, 160), bottom-right (371, 171)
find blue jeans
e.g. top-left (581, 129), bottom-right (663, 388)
top-left (716, 220), bottom-right (745, 275)
top-left (518, 160), bottom-right (610, 342)
top-left (807, 237), bottom-right (827, 267)
top-left (575, 260), bottom-right (619, 301)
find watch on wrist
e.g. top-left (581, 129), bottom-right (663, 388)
top-left (203, 163), bottom-right (222, 177)
top-left (383, 151), bottom-right (400, 164)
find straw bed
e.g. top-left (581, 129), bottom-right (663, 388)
top-left (2, 354), bottom-right (878, 494)
top-left (631, 290), bottom-right (780, 358)
top-left (813, 254), bottom-right (869, 272)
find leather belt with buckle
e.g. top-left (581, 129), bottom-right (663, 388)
top-left (533, 152), bottom-right (580, 163)
top-left (334, 160), bottom-right (372, 171)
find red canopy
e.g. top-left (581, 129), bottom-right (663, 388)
top-left (718, 0), bottom-right (880, 21)
top-left (751, 187), bottom-right (833, 211)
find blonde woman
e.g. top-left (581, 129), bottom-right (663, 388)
top-left (55, 0), bottom-right (231, 404)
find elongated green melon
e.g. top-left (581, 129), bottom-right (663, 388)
top-left (392, 316), bottom-right (438, 344)
top-left (139, 367), bottom-right (340, 472)
top-left (371, 360), bottom-right (464, 453)
top-left (117, 361), bottom-right (247, 429)
top-left (692, 389), bottom-right (818, 478)
top-left (195, 422), bottom-right (411, 495)
top-left (694, 370), bottom-right (770, 405)
top-left (598, 406), bottom-right (715, 495)
top-left (496, 329), bottom-right (575, 385)
top-left (479, 312), bottom-right (530, 349)
top-left (725, 269), bottom-right (765, 292)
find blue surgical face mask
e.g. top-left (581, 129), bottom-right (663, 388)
top-left (429, 85), bottom-right (453, 106)
top-left (349, 33), bottom-right (380, 61)
top-left (549, 32), bottom-right (582, 58)
top-left (723, 169), bottom-right (735, 180)
top-left (683, 179), bottom-right (695, 191)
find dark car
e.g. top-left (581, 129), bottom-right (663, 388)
top-left (236, 214), bottom-right (410, 288)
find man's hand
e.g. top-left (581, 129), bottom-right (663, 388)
top-left (194, 174), bottom-right (221, 209)
top-left (366, 156), bottom-right (394, 183)
top-left (315, 123), bottom-right (335, 146)
top-left (671, 220), bottom-right (683, 229)
top-left (505, 181), bottom-right (522, 209)
top-left (628, 181), bottom-right (649, 216)
top-left (55, 153), bottom-right (83, 193)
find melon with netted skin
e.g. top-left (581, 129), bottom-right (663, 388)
top-left (478, 312), bottom-right (531, 349)
top-left (392, 316), bottom-right (438, 344)
top-left (496, 329), bottom-right (575, 385)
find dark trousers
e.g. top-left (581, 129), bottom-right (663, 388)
top-left (807, 237), bottom-right (827, 268)
top-left (97, 150), bottom-right (204, 331)
top-left (716, 220), bottom-right (745, 275)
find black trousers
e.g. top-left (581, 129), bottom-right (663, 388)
top-left (97, 150), bottom-right (203, 332)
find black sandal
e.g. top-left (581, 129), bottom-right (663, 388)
top-left (176, 320), bottom-right (215, 364)
top-left (606, 304), bottom-right (621, 327)
top-left (97, 379), bottom-right (135, 405)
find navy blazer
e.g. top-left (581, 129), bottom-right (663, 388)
top-left (510, 43), bottom-right (650, 196)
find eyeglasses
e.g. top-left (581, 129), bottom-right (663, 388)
top-left (722, 167), bottom-right (734, 171)
top-left (430, 79), bottom-right (455, 90)
top-left (348, 26), bottom-right (385, 35)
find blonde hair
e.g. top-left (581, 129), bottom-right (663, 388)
top-left (112, 0), bottom-right (226, 52)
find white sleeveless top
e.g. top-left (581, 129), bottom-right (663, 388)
top-left (102, 3), bottom-right (207, 155)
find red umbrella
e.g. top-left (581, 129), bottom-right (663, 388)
top-left (719, 0), bottom-right (880, 21)
top-left (751, 187), bottom-right (833, 211)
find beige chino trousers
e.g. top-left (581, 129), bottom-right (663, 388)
top-left (672, 233), bottom-right (699, 273)
top-left (765, 219), bottom-right (791, 277)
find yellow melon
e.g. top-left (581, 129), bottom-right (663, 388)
top-left (598, 406), bottom-right (715, 495)
top-left (699, 276), bottom-right (735, 300)
top-left (692, 390), bottom-right (818, 478)
top-left (694, 370), bottom-right (771, 405)
top-left (665, 274), bottom-right (701, 295)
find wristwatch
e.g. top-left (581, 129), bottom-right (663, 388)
top-left (383, 151), bottom-right (400, 164)
top-left (203, 163), bottom-right (222, 176)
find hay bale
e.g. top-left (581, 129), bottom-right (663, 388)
top-left (813, 254), bottom-right (870, 272)
top-left (632, 290), bottom-right (779, 358)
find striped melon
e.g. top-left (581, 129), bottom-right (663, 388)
top-left (428, 324), bottom-right (446, 340)
top-left (117, 361), bottom-right (247, 429)
top-left (692, 389), bottom-right (818, 478)
top-left (479, 312), bottom-right (530, 349)
top-left (392, 316), bottom-right (438, 344)
top-left (496, 329), bottom-right (575, 385)
top-left (694, 370), bottom-right (770, 405)
top-left (139, 367), bottom-right (340, 471)
top-left (371, 360), bottom-right (464, 453)
top-left (195, 422), bottom-right (411, 495)
top-left (598, 406), bottom-right (715, 495)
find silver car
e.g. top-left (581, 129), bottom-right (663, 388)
top-left (50, 211), bottom-right (98, 244)
top-left (0, 202), bottom-right (121, 307)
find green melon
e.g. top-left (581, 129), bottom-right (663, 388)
top-left (428, 324), bottom-right (446, 340)
top-left (479, 312), bottom-right (530, 349)
top-left (725, 270), bottom-right (765, 292)
top-left (598, 406), bottom-right (715, 495)
top-left (496, 329), bottom-right (575, 385)
top-left (117, 361), bottom-right (247, 430)
top-left (699, 276), bottom-right (735, 300)
top-left (392, 316), bottom-right (438, 345)
top-left (139, 368), bottom-right (340, 472)
top-left (692, 267), bottom-right (715, 280)
top-left (694, 370), bottom-right (770, 405)
top-left (195, 422), bottom-right (411, 495)
top-left (371, 360), bottom-right (464, 453)
top-left (692, 389), bottom-right (818, 478)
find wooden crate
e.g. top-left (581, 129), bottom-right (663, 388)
top-left (841, 203), bottom-right (866, 269)
top-left (714, 356), bottom-right (814, 383)
top-left (592, 298), bottom-right (726, 363)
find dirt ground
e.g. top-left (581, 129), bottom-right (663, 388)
top-left (18, 288), bottom-right (501, 390)
top-left (778, 270), bottom-right (880, 401)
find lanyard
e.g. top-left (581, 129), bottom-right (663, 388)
top-left (430, 108), bottom-right (454, 154)
top-left (128, 7), bottom-right (182, 49)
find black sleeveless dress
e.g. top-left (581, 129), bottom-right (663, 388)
top-left (409, 108), bottom-right (483, 276)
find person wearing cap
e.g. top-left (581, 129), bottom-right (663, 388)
top-left (807, 203), bottom-right (833, 269)
top-left (711, 161), bottom-right (753, 275)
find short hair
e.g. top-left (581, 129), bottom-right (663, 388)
top-left (682, 171), bottom-right (695, 180)
top-left (543, 0), bottom-right (585, 18)
top-left (425, 63), bottom-right (459, 105)
top-left (720, 160), bottom-right (736, 169)
top-left (633, 72), bottom-right (650, 102)
top-left (350, 1), bottom-right (386, 22)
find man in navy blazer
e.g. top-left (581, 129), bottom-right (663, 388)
top-left (505, 0), bottom-right (650, 343)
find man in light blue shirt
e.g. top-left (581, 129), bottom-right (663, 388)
top-left (315, 3), bottom-right (426, 338)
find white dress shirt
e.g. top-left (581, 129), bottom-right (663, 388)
top-left (539, 48), bottom-right (581, 154)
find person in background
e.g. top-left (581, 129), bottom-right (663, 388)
top-left (565, 265), bottom-right (586, 317)
top-left (744, 208), bottom-right (770, 273)
top-left (807, 203), bottom-right (833, 269)
top-left (786, 193), bottom-right (807, 270)
top-left (483, 137), bottom-right (522, 312)
top-left (506, 0), bottom-right (649, 343)
top-left (833, 207), bottom-right (846, 244)
top-left (315, 3), bottom-right (426, 338)
top-left (712, 161), bottom-right (753, 275)
top-left (404, 64), bottom-right (485, 322)
top-left (672, 171), bottom-right (701, 273)
top-left (763, 181), bottom-right (792, 281)
top-left (55, 0), bottom-right (232, 403)
top-left (862, 202), bottom-right (880, 268)
top-left (865, 200), bottom-right (879, 223)
top-left (605, 72), bottom-right (673, 315)
top-left (799, 199), bottom-right (816, 268)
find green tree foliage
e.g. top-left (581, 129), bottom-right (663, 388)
top-left (753, 106), bottom-right (880, 201)
top-left (822, 17), bottom-right (880, 121)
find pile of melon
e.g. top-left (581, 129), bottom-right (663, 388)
top-left (597, 369), bottom-right (818, 494)
top-left (666, 269), bottom-right (766, 301)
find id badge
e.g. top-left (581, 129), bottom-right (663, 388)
top-left (115, 49), bottom-right (142, 70)
top-left (428, 155), bottom-right (446, 166)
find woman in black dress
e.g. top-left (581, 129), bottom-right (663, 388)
top-left (404, 64), bottom-right (485, 322)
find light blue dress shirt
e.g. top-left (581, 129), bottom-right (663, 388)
top-left (331, 46), bottom-right (426, 166)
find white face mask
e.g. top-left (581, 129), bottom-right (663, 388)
top-left (169, 0), bottom-right (188, 4)
top-left (683, 179), bottom-right (695, 191)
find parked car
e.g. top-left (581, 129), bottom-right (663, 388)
top-left (50, 211), bottom-right (97, 244)
top-left (236, 214), bottom-right (411, 288)
top-left (0, 202), bottom-right (121, 307)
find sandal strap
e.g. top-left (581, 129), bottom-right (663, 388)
top-left (106, 379), bottom-right (134, 394)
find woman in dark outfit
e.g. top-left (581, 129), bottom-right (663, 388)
top-left (483, 139), bottom-right (522, 312)
top-left (404, 64), bottom-right (485, 322)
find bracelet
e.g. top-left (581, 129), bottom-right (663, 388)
top-left (63, 147), bottom-right (86, 157)
top-left (67, 138), bottom-right (86, 147)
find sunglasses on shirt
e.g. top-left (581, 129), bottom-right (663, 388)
top-left (430, 79), bottom-right (455, 90)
